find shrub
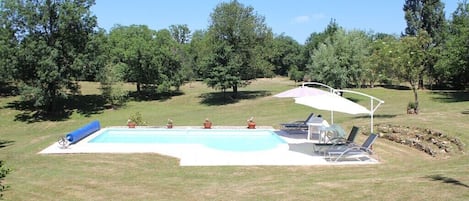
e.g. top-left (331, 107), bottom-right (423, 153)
top-left (0, 160), bottom-right (11, 198)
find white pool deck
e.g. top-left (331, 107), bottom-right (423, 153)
top-left (39, 126), bottom-right (379, 166)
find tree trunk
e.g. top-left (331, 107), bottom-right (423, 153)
top-left (136, 82), bottom-right (141, 93)
top-left (46, 83), bottom-right (57, 113)
top-left (232, 84), bottom-right (238, 99)
top-left (418, 77), bottom-right (424, 90)
top-left (412, 85), bottom-right (419, 114)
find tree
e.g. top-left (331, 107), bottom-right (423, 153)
top-left (188, 30), bottom-right (210, 79)
top-left (435, 1), bottom-right (469, 88)
top-left (304, 19), bottom-right (340, 69)
top-left (394, 31), bottom-right (432, 113)
top-left (79, 28), bottom-right (109, 81)
top-left (108, 25), bottom-right (184, 95)
top-left (403, 0), bottom-right (446, 88)
top-left (268, 34), bottom-right (303, 76)
top-left (169, 24), bottom-right (191, 44)
top-left (365, 33), bottom-right (400, 87)
top-left (306, 29), bottom-right (371, 89)
top-left (204, 0), bottom-right (273, 97)
top-left (108, 25), bottom-right (155, 93)
top-left (169, 24), bottom-right (194, 87)
top-left (0, 2), bottom-right (16, 85)
top-left (152, 29), bottom-right (184, 92)
top-left (2, 0), bottom-right (98, 113)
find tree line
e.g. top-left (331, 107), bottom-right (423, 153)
top-left (1, 0), bottom-right (468, 114)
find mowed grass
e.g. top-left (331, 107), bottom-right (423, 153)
top-left (0, 77), bottom-right (468, 201)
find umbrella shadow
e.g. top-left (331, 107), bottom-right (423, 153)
top-left (275, 130), bottom-right (321, 156)
top-left (287, 142), bottom-right (318, 156)
top-left (424, 175), bottom-right (469, 188)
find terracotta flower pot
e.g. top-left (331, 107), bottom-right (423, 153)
top-left (128, 122), bottom-right (137, 128)
top-left (247, 122), bottom-right (256, 129)
top-left (167, 124), bottom-right (173, 129)
top-left (204, 122), bottom-right (212, 129)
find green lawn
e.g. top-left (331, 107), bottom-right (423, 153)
top-left (1, 77), bottom-right (468, 200)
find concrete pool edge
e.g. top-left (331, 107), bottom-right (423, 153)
top-left (39, 126), bottom-right (380, 166)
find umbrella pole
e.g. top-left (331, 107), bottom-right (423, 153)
top-left (330, 110), bottom-right (333, 124)
top-left (370, 100), bottom-right (374, 133)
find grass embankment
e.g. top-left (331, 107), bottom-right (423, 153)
top-left (0, 77), bottom-right (468, 200)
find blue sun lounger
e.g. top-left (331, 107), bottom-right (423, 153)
top-left (324, 133), bottom-right (378, 162)
top-left (280, 113), bottom-right (315, 130)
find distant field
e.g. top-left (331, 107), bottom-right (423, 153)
top-left (0, 77), bottom-right (468, 200)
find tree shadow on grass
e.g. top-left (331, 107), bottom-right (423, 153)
top-left (7, 94), bottom-right (106, 123)
top-left (0, 83), bottom-right (19, 97)
top-left (7, 90), bottom-right (186, 122)
top-left (425, 174), bottom-right (469, 188)
top-left (431, 91), bottom-right (469, 103)
top-left (68, 94), bottom-right (106, 117)
top-left (200, 90), bottom-right (271, 106)
top-left (353, 114), bottom-right (397, 120)
top-left (127, 90), bottom-right (184, 102)
top-left (378, 84), bottom-right (411, 90)
top-left (0, 140), bottom-right (14, 149)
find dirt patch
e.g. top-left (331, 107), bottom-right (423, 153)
top-left (373, 124), bottom-right (465, 159)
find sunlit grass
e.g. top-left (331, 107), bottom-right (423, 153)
top-left (0, 77), bottom-right (468, 200)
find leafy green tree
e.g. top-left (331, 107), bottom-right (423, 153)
top-left (303, 19), bottom-right (340, 69)
top-left (153, 29), bottom-right (184, 92)
top-left (204, 0), bottom-right (273, 97)
top-left (365, 33), bottom-right (399, 87)
top-left (108, 25), bottom-right (156, 93)
top-left (169, 24), bottom-right (194, 87)
top-left (288, 66), bottom-right (304, 84)
top-left (395, 31), bottom-right (432, 113)
top-left (435, 1), bottom-right (469, 88)
top-left (306, 29), bottom-right (371, 89)
top-left (188, 30), bottom-right (210, 79)
top-left (169, 24), bottom-right (191, 44)
top-left (79, 28), bottom-right (109, 81)
top-left (2, 0), bottom-right (97, 113)
top-left (403, 0), bottom-right (446, 88)
top-left (109, 25), bottom-right (183, 94)
top-left (0, 4), bottom-right (16, 85)
top-left (99, 62), bottom-right (127, 109)
top-left (269, 34), bottom-right (304, 76)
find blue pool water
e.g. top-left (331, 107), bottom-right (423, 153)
top-left (89, 128), bottom-right (287, 152)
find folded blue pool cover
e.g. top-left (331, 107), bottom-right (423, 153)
top-left (66, 120), bottom-right (101, 144)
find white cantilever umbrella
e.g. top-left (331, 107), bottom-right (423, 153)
top-left (294, 92), bottom-right (371, 124)
top-left (273, 86), bottom-right (328, 98)
top-left (294, 93), bottom-right (371, 115)
top-left (275, 82), bottom-right (383, 132)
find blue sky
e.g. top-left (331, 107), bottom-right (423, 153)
top-left (91, 0), bottom-right (460, 44)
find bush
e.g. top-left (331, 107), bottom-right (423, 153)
top-left (0, 160), bottom-right (11, 198)
top-left (407, 101), bottom-right (417, 109)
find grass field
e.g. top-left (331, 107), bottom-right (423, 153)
top-left (1, 77), bottom-right (468, 200)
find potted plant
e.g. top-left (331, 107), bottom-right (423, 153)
top-left (167, 119), bottom-right (173, 129)
top-left (127, 112), bottom-right (145, 128)
top-left (247, 117), bottom-right (256, 129)
top-left (203, 118), bottom-right (212, 129)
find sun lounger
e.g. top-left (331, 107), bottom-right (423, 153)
top-left (328, 125), bottom-right (359, 145)
top-left (323, 133), bottom-right (378, 162)
top-left (312, 126), bottom-right (359, 152)
top-left (280, 113), bottom-right (315, 130)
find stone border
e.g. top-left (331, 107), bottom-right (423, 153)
top-left (374, 124), bottom-right (465, 158)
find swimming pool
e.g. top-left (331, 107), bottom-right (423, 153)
top-left (88, 128), bottom-right (287, 152)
